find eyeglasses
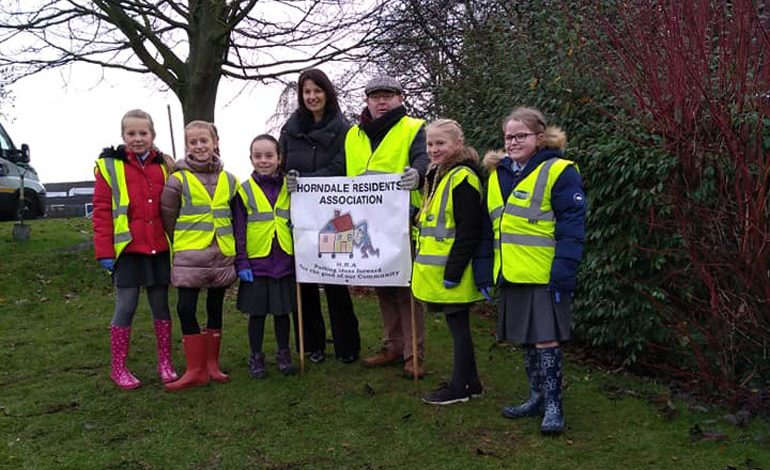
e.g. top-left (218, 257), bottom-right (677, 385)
top-left (504, 132), bottom-right (536, 143)
top-left (367, 91), bottom-right (397, 101)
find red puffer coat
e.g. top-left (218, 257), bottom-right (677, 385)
top-left (92, 146), bottom-right (172, 260)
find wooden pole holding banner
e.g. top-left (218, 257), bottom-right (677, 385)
top-left (295, 282), bottom-right (306, 374)
top-left (410, 295), bottom-right (420, 387)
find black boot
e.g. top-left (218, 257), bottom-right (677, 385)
top-left (248, 352), bottom-right (267, 379)
top-left (502, 347), bottom-right (543, 419)
top-left (539, 347), bottom-right (565, 434)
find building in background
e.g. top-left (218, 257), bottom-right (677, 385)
top-left (45, 181), bottom-right (94, 218)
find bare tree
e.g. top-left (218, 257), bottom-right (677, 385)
top-left (364, 0), bottom-right (527, 120)
top-left (0, 1), bottom-right (385, 122)
top-left (0, 69), bottom-right (13, 119)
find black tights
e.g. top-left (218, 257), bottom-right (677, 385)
top-left (445, 308), bottom-right (480, 391)
top-left (176, 287), bottom-right (226, 335)
top-left (248, 315), bottom-right (290, 354)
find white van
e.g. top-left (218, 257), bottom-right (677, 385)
top-left (0, 122), bottom-right (46, 219)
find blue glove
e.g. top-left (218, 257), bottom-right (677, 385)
top-left (480, 286), bottom-right (493, 303)
top-left (443, 279), bottom-right (459, 289)
top-left (548, 284), bottom-right (572, 305)
top-left (238, 269), bottom-right (254, 283)
top-left (98, 258), bottom-right (115, 272)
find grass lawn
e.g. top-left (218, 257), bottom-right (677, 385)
top-left (1, 218), bottom-right (768, 469)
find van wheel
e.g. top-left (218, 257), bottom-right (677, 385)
top-left (15, 191), bottom-right (39, 220)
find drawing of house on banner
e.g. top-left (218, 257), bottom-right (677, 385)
top-left (318, 210), bottom-right (355, 258)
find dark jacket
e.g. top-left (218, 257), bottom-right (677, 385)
top-left (92, 145), bottom-right (171, 259)
top-left (233, 171), bottom-right (294, 279)
top-left (490, 149), bottom-right (586, 291)
top-left (160, 155), bottom-right (237, 289)
top-left (279, 109), bottom-right (350, 177)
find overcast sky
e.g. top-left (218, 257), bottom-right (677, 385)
top-left (4, 63), bottom-right (284, 184)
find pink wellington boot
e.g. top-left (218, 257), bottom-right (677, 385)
top-left (153, 320), bottom-right (178, 383)
top-left (110, 325), bottom-right (141, 390)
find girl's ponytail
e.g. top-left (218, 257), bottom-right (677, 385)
top-left (461, 145), bottom-right (480, 164)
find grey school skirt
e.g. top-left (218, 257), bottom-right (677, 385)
top-left (237, 275), bottom-right (296, 316)
top-left (496, 284), bottom-right (571, 345)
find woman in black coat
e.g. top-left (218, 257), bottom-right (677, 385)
top-left (279, 68), bottom-right (360, 363)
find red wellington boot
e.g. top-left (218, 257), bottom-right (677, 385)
top-left (204, 329), bottom-right (230, 383)
top-left (164, 334), bottom-right (209, 392)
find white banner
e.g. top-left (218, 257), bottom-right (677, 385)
top-left (290, 174), bottom-right (412, 286)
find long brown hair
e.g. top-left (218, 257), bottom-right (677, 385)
top-left (297, 68), bottom-right (340, 115)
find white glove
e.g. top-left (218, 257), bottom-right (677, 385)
top-left (286, 170), bottom-right (299, 193)
top-left (399, 167), bottom-right (419, 190)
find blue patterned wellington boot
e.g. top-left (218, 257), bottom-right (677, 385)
top-left (539, 347), bottom-right (565, 434)
top-left (501, 347), bottom-right (543, 419)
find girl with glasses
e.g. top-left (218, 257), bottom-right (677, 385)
top-left (484, 106), bottom-right (586, 434)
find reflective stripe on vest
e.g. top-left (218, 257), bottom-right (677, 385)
top-left (172, 170), bottom-right (237, 256)
top-left (411, 166), bottom-right (483, 303)
top-left (487, 158), bottom-right (575, 284)
top-left (238, 177), bottom-right (293, 258)
top-left (345, 116), bottom-right (424, 238)
top-left (94, 158), bottom-right (168, 259)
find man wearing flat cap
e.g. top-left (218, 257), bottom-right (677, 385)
top-left (344, 74), bottom-right (428, 379)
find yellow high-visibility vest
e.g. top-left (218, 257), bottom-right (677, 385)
top-left (238, 177), bottom-right (293, 258)
top-left (171, 169), bottom-right (237, 256)
top-left (487, 158), bottom-right (576, 284)
top-left (345, 116), bottom-right (424, 176)
top-left (345, 115), bottom-right (424, 237)
top-left (94, 158), bottom-right (168, 259)
top-left (412, 166), bottom-right (483, 303)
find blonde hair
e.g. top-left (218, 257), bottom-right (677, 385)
top-left (121, 109), bottom-right (156, 137)
top-left (503, 106), bottom-right (567, 150)
top-left (419, 118), bottom-right (481, 223)
top-left (426, 118), bottom-right (480, 165)
top-left (184, 120), bottom-right (219, 141)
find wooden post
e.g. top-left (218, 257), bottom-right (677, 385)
top-left (295, 282), bottom-right (305, 374)
top-left (410, 295), bottom-right (420, 387)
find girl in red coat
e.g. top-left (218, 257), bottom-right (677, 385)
top-left (93, 109), bottom-right (178, 390)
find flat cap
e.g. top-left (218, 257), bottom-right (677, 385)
top-left (364, 75), bottom-right (403, 96)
